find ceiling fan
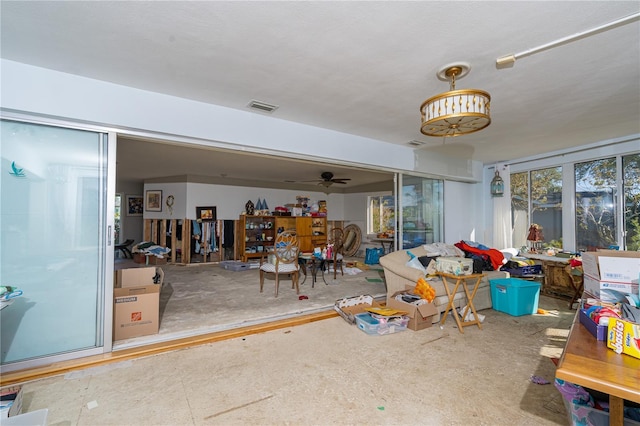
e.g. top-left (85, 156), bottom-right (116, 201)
top-left (306, 171), bottom-right (351, 187)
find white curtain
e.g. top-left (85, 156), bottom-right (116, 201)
top-left (492, 164), bottom-right (512, 249)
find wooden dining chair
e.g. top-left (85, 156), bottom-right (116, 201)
top-left (259, 231), bottom-right (300, 297)
top-left (328, 227), bottom-right (345, 280)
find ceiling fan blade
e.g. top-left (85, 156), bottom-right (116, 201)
top-left (333, 180), bottom-right (349, 184)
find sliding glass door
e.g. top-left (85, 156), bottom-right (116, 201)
top-left (1, 118), bottom-right (112, 370)
top-left (399, 175), bottom-right (444, 249)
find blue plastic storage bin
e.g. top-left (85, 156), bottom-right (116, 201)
top-left (354, 312), bottom-right (408, 335)
top-left (489, 278), bottom-right (540, 316)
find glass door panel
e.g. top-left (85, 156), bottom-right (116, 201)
top-left (623, 153), bottom-right (640, 250)
top-left (1, 119), bottom-right (108, 366)
top-left (575, 158), bottom-right (617, 251)
top-left (400, 175), bottom-right (443, 249)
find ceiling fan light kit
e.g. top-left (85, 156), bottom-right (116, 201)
top-left (419, 62), bottom-right (491, 137)
top-left (297, 171), bottom-right (351, 188)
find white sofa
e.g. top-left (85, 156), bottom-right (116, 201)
top-left (379, 246), bottom-right (508, 323)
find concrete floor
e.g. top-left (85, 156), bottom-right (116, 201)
top-left (113, 260), bottom-right (388, 350)
top-left (16, 294), bottom-right (575, 425)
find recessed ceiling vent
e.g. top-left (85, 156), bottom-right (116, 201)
top-left (407, 140), bottom-right (426, 147)
top-left (247, 100), bottom-right (279, 113)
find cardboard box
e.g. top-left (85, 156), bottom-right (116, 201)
top-left (582, 250), bottom-right (640, 299)
top-left (598, 256), bottom-right (640, 283)
top-left (113, 284), bottom-right (161, 340)
top-left (607, 317), bottom-right (640, 359)
top-left (387, 292), bottom-right (438, 331)
top-left (334, 294), bottom-right (382, 324)
top-left (0, 386), bottom-right (23, 419)
top-left (116, 267), bottom-right (163, 288)
top-left (583, 275), bottom-right (639, 303)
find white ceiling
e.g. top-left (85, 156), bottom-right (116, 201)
top-left (1, 1), bottom-right (639, 190)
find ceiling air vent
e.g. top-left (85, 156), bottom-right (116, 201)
top-left (407, 140), bottom-right (426, 147)
top-left (247, 100), bottom-right (279, 113)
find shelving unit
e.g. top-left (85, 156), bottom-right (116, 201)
top-left (239, 215), bottom-right (277, 262)
top-left (237, 215), bottom-right (327, 261)
top-left (311, 217), bottom-right (327, 250)
top-left (143, 219), bottom-right (222, 264)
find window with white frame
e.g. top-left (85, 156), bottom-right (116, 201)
top-left (368, 195), bottom-right (395, 234)
top-left (575, 154), bottom-right (640, 251)
top-left (511, 167), bottom-right (563, 250)
top-left (510, 149), bottom-right (639, 252)
top-left (623, 153), bottom-right (640, 251)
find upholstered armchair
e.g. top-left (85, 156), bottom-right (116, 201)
top-left (259, 231), bottom-right (300, 297)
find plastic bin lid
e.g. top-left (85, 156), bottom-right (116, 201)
top-left (489, 277), bottom-right (541, 288)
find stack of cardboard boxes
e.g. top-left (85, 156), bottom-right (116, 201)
top-left (334, 292), bottom-right (438, 333)
top-left (113, 266), bottom-right (164, 340)
top-left (581, 250), bottom-right (640, 359)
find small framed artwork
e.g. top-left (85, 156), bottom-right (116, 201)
top-left (126, 195), bottom-right (144, 216)
top-left (196, 206), bottom-right (216, 221)
top-left (145, 190), bottom-right (163, 212)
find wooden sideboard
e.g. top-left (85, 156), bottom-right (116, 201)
top-left (238, 215), bottom-right (327, 261)
top-left (525, 253), bottom-right (583, 304)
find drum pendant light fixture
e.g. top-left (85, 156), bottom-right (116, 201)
top-left (420, 63), bottom-right (491, 137)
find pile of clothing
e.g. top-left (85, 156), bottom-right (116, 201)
top-left (132, 241), bottom-right (171, 259)
top-left (454, 240), bottom-right (505, 272)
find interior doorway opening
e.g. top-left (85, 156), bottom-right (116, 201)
top-left (113, 134), bottom-right (395, 351)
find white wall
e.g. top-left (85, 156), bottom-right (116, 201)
top-left (142, 181), bottom-right (340, 221)
top-left (137, 179), bottom-right (374, 254)
top-left (444, 180), bottom-right (484, 245)
top-left (13, 58), bottom-right (597, 250)
top-left (2, 60), bottom-right (463, 176)
top-left (142, 182), bottom-right (188, 220)
top-left (116, 181), bottom-right (144, 244)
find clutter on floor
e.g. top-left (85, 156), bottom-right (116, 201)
top-left (132, 241), bottom-right (171, 265)
top-left (554, 249), bottom-right (640, 425)
top-left (0, 386), bottom-right (22, 419)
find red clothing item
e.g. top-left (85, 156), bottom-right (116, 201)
top-left (454, 241), bottom-right (505, 270)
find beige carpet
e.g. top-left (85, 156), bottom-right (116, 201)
top-left (114, 261), bottom-right (387, 349)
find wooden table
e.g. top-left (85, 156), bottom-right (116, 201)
top-left (438, 272), bottom-right (485, 333)
top-left (371, 237), bottom-right (394, 254)
top-left (298, 255), bottom-right (327, 287)
top-left (525, 253), bottom-right (583, 308)
top-left (556, 312), bottom-right (640, 425)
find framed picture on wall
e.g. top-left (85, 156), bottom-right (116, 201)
top-left (196, 206), bottom-right (216, 221)
top-left (126, 195), bottom-right (144, 216)
top-left (145, 190), bottom-right (163, 212)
